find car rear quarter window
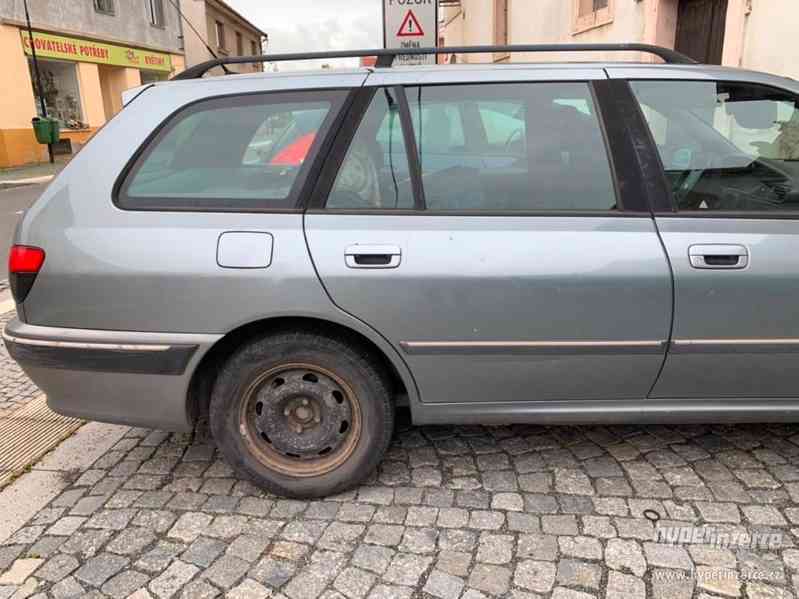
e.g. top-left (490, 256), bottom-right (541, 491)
top-left (117, 90), bottom-right (348, 211)
top-left (631, 80), bottom-right (799, 213)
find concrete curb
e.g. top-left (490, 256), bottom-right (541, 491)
top-left (0, 421), bottom-right (129, 544)
top-left (0, 175), bottom-right (53, 191)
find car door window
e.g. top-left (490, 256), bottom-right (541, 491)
top-left (328, 88), bottom-right (414, 209)
top-left (119, 90), bottom-right (346, 210)
top-left (631, 80), bottom-right (799, 211)
top-left (405, 83), bottom-right (616, 211)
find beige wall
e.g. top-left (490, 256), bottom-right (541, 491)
top-left (182, 0), bottom-right (264, 74)
top-left (205, 1), bottom-right (263, 73)
top-left (723, 0), bottom-right (799, 80)
top-left (440, 0), bottom-right (799, 76)
top-left (0, 24), bottom-right (37, 130)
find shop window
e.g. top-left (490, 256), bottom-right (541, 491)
top-left (94, 0), bottom-right (115, 15)
top-left (29, 59), bottom-right (85, 130)
top-left (574, 0), bottom-right (613, 33)
top-left (236, 32), bottom-right (244, 56)
top-left (147, 0), bottom-right (165, 27)
top-left (141, 70), bottom-right (169, 85)
top-left (216, 21), bottom-right (226, 50)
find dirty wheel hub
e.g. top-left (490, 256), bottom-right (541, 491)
top-left (240, 365), bottom-right (361, 476)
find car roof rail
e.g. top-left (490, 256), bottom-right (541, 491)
top-left (172, 43), bottom-right (697, 80)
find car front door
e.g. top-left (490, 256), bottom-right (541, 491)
top-left (617, 70), bottom-right (799, 399)
top-left (304, 69), bottom-right (672, 413)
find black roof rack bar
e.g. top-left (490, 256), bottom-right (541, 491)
top-left (172, 43), bottom-right (696, 80)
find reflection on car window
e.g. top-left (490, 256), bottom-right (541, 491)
top-left (328, 88), bottom-right (414, 209)
top-left (631, 80), bottom-right (799, 211)
top-left (406, 83), bottom-right (616, 211)
top-left (124, 94), bottom-right (336, 208)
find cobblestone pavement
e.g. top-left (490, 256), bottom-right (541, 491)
top-left (0, 310), bottom-right (40, 418)
top-left (3, 418), bottom-right (799, 598)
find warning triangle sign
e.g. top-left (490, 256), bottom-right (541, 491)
top-left (397, 9), bottom-right (425, 37)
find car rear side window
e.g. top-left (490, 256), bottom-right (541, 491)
top-left (118, 90), bottom-right (347, 211)
top-left (631, 80), bottom-right (799, 212)
top-left (407, 82), bottom-right (616, 211)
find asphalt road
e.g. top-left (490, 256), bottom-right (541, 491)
top-left (0, 184), bottom-right (45, 282)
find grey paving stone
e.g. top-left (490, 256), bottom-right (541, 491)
top-left (50, 575), bottom-right (85, 599)
top-left (605, 538), bottom-right (646, 577)
top-left (423, 570), bottom-right (464, 599)
top-left (556, 559), bottom-right (601, 590)
top-left (101, 570), bottom-right (150, 597)
top-left (149, 560), bottom-right (199, 599)
top-left (513, 560), bottom-right (555, 593)
top-left (333, 567), bottom-right (376, 599)
top-left (74, 553), bottom-right (129, 587)
top-left (106, 528), bottom-right (157, 555)
top-left (182, 537), bottom-right (227, 568)
top-left (202, 554), bottom-right (249, 589)
top-left (382, 553), bottom-right (433, 586)
top-left (606, 571), bottom-right (645, 599)
top-left (249, 557), bottom-right (297, 588)
top-left (468, 563), bottom-right (511, 596)
top-left (35, 553), bottom-right (79, 583)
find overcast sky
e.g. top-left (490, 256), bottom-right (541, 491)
top-left (225, 1), bottom-right (383, 69)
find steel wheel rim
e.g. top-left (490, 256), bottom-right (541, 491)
top-left (238, 363), bottom-right (362, 477)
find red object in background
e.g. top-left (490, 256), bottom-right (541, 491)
top-left (360, 56), bottom-right (378, 67)
top-left (9, 245), bottom-right (45, 274)
top-left (270, 132), bottom-right (317, 166)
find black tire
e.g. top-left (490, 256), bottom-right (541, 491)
top-left (209, 330), bottom-right (394, 498)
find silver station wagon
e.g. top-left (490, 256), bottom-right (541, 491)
top-left (6, 44), bottom-right (799, 497)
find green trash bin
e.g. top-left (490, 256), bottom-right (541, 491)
top-left (32, 117), bottom-right (60, 145)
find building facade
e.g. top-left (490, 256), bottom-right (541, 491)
top-left (0, 0), bottom-right (186, 167)
top-left (180, 0), bottom-right (265, 75)
top-left (439, 0), bottom-right (799, 81)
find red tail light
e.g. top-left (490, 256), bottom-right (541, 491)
top-left (9, 245), bottom-right (45, 274)
top-left (9, 245), bottom-right (45, 303)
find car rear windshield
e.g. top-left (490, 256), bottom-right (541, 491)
top-left (117, 90), bottom-right (347, 211)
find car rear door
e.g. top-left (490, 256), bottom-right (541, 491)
top-left (612, 67), bottom-right (799, 399)
top-left (304, 67), bottom-right (673, 411)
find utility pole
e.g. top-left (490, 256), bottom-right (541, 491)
top-left (23, 0), bottom-right (54, 164)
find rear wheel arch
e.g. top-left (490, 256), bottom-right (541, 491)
top-left (187, 315), bottom-right (413, 425)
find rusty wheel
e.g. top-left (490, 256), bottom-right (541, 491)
top-left (211, 331), bottom-right (394, 498)
top-left (239, 364), bottom-right (362, 477)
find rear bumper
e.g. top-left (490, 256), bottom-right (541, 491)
top-left (3, 318), bottom-right (221, 431)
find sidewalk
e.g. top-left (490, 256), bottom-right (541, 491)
top-left (0, 158), bottom-right (68, 190)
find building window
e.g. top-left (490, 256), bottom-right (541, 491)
top-left (574, 0), bottom-right (613, 33)
top-left (146, 0), bottom-right (165, 27)
top-left (251, 40), bottom-right (258, 55)
top-left (29, 59), bottom-right (85, 129)
top-left (236, 31), bottom-right (243, 56)
top-left (94, 0), bottom-right (115, 15)
top-left (215, 21), bottom-right (226, 50)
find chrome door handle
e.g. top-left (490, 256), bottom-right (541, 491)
top-left (345, 245), bottom-right (402, 269)
top-left (689, 244), bottom-right (749, 269)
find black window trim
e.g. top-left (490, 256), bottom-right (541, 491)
top-left (628, 77), bottom-right (799, 219)
top-left (311, 80), bottom-right (646, 217)
top-left (113, 88), bottom-right (353, 213)
top-left (593, 79), bottom-right (670, 214)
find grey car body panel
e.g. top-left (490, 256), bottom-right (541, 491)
top-left (4, 317), bottom-right (220, 430)
top-left (8, 62), bottom-right (799, 431)
top-left (649, 217), bottom-right (799, 399)
top-left (305, 214), bottom-right (672, 404)
top-left (10, 69), bottom-right (421, 429)
top-left (607, 66), bottom-right (799, 400)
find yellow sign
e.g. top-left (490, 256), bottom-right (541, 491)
top-left (21, 30), bottom-right (172, 72)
